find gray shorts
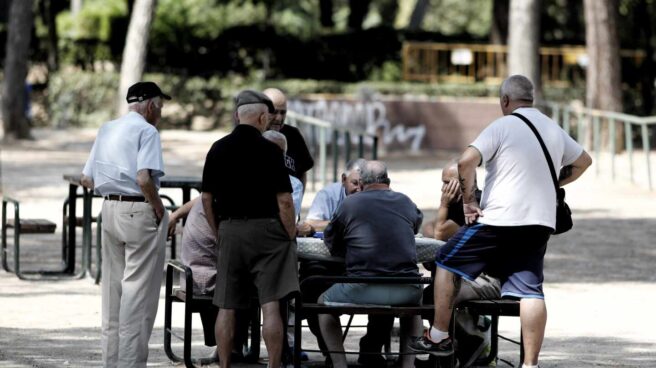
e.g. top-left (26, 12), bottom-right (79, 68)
top-left (214, 218), bottom-right (299, 309)
top-left (321, 282), bottom-right (423, 306)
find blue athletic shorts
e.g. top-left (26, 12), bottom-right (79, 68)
top-left (435, 223), bottom-right (552, 299)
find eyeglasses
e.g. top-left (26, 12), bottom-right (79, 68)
top-left (273, 109), bottom-right (287, 115)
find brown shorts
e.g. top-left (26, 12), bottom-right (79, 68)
top-left (214, 218), bottom-right (299, 309)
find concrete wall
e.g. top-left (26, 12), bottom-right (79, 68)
top-left (290, 96), bottom-right (503, 153)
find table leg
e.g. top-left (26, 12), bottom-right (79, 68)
top-left (83, 188), bottom-right (93, 275)
top-left (65, 184), bottom-right (77, 274)
top-left (182, 188), bottom-right (191, 205)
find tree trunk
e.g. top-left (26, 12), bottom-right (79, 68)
top-left (39, 0), bottom-right (59, 71)
top-left (319, 0), bottom-right (334, 27)
top-left (379, 0), bottom-right (399, 26)
top-left (584, 0), bottom-right (623, 150)
top-left (116, 0), bottom-right (158, 115)
top-left (408, 0), bottom-right (429, 31)
top-left (347, 0), bottom-right (371, 31)
top-left (1, 0), bottom-right (34, 140)
top-left (508, 0), bottom-right (542, 100)
top-left (71, 0), bottom-right (82, 15)
top-left (490, 0), bottom-right (509, 44)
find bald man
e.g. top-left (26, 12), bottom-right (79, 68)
top-left (263, 88), bottom-right (314, 190)
top-left (319, 161), bottom-right (424, 368)
top-left (422, 162), bottom-right (482, 241)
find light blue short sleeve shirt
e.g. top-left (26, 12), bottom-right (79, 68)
top-left (306, 182), bottom-right (346, 221)
top-left (83, 111), bottom-right (165, 196)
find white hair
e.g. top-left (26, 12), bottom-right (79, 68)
top-left (500, 75), bottom-right (534, 102)
top-left (262, 130), bottom-right (287, 153)
top-left (128, 96), bottom-right (161, 114)
top-left (237, 103), bottom-right (267, 120)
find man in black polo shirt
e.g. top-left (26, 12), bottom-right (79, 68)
top-left (263, 88), bottom-right (314, 189)
top-left (201, 90), bottom-right (299, 368)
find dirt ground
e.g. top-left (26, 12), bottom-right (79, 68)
top-left (1, 128), bottom-right (655, 368)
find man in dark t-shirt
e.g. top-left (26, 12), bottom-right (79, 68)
top-left (201, 90), bottom-right (299, 368)
top-left (263, 88), bottom-right (314, 188)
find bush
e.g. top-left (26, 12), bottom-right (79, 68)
top-left (40, 69), bottom-right (587, 130)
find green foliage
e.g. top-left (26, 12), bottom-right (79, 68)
top-left (48, 71), bottom-right (119, 128)
top-left (153, 0), bottom-right (267, 42)
top-left (422, 0), bottom-right (492, 37)
top-left (56, 0), bottom-right (127, 41)
top-left (367, 61), bottom-right (403, 82)
top-left (42, 69), bottom-right (585, 130)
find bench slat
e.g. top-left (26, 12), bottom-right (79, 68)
top-left (5, 219), bottom-right (57, 234)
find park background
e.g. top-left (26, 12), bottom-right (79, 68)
top-left (1, 0), bottom-right (656, 367)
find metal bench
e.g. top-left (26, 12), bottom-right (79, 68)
top-left (1, 196), bottom-right (72, 280)
top-left (293, 275), bottom-right (523, 368)
top-left (163, 259), bottom-right (261, 368)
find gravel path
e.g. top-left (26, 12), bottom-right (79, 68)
top-left (1, 128), bottom-right (655, 367)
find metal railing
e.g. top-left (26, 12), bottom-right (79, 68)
top-left (539, 101), bottom-right (655, 190)
top-left (403, 42), bottom-right (645, 87)
top-left (286, 111), bottom-right (378, 191)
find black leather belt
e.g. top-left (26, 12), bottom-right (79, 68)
top-left (104, 195), bottom-right (147, 202)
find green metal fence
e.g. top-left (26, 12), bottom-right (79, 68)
top-left (540, 101), bottom-right (655, 190)
top-left (286, 110), bottom-right (378, 191)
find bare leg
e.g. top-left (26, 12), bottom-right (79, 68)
top-left (261, 301), bottom-right (284, 368)
top-left (216, 309), bottom-right (235, 368)
top-left (400, 315), bottom-right (423, 368)
top-left (433, 267), bottom-right (460, 332)
top-left (318, 313), bottom-right (347, 368)
top-left (520, 298), bottom-right (547, 366)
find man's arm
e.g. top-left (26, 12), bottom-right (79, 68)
top-left (458, 146), bottom-right (483, 225)
top-left (80, 174), bottom-right (94, 190)
top-left (300, 171), bottom-right (308, 195)
top-left (559, 150), bottom-right (592, 186)
top-left (201, 192), bottom-right (218, 239)
top-left (323, 216), bottom-right (346, 256)
top-left (277, 192), bottom-right (296, 239)
top-left (306, 219), bottom-right (330, 231)
top-left (136, 169), bottom-right (165, 225)
top-left (305, 189), bottom-right (332, 230)
top-left (168, 197), bottom-right (199, 238)
top-left (433, 178), bottom-right (461, 240)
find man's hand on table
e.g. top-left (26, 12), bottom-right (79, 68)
top-left (296, 222), bottom-right (315, 237)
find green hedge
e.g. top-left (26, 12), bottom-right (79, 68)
top-left (41, 70), bottom-right (584, 129)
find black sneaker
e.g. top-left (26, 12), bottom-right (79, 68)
top-left (407, 334), bottom-right (454, 357)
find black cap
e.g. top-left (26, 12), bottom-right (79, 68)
top-left (126, 81), bottom-right (172, 103)
top-left (234, 90), bottom-right (275, 113)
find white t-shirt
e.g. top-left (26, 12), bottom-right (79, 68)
top-left (471, 107), bottom-right (583, 229)
top-left (83, 111), bottom-right (165, 196)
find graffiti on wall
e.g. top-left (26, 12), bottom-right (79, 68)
top-left (289, 99), bottom-right (426, 152)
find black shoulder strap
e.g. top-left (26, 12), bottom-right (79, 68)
top-left (511, 112), bottom-right (559, 192)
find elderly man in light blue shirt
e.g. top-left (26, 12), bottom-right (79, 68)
top-left (81, 81), bottom-right (171, 368)
top-left (305, 158), bottom-right (367, 231)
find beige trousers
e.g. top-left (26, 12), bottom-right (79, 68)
top-left (100, 200), bottom-right (168, 368)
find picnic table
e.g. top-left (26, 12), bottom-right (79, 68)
top-left (62, 174), bottom-right (202, 280)
top-left (295, 236), bottom-right (443, 263)
top-left (62, 174), bottom-right (94, 276)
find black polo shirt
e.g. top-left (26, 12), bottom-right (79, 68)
top-left (202, 124), bottom-right (292, 220)
top-left (280, 125), bottom-right (314, 180)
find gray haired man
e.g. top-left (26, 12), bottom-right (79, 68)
top-left (81, 81), bottom-right (171, 368)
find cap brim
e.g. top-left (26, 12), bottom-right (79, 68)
top-left (160, 93), bottom-right (172, 100)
